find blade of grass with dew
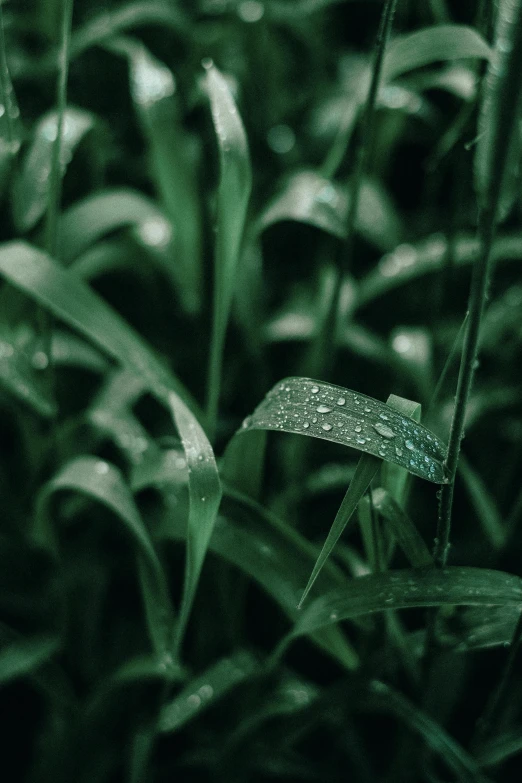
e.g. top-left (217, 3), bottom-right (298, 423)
top-left (0, 242), bottom-right (200, 415)
top-left (292, 567), bottom-right (522, 638)
top-left (475, 1), bottom-right (522, 222)
top-left (449, 604), bottom-right (522, 652)
top-left (364, 680), bottom-right (490, 783)
top-left (382, 24), bottom-right (492, 84)
top-left (0, 329), bottom-right (57, 417)
top-left (368, 488), bottom-right (433, 567)
top-left (12, 108), bottom-right (95, 234)
top-left (68, 1), bottom-right (190, 62)
top-left (0, 0), bottom-right (21, 197)
top-left (259, 171), bottom-right (402, 252)
top-left (204, 60), bottom-right (252, 436)
top-left (168, 392), bottom-right (222, 655)
top-left (458, 453), bottom-right (506, 550)
top-left (356, 233), bottom-right (522, 310)
top-left (159, 650), bottom-right (257, 733)
top-left (130, 446), bottom-right (188, 495)
top-left (124, 40), bottom-right (203, 314)
top-left (0, 635), bottom-right (59, 685)
top-left (59, 188), bottom-right (168, 263)
top-left (239, 378), bottom-right (447, 483)
top-left (435, 0), bottom-right (522, 568)
top-left (36, 455), bottom-right (175, 659)
top-left (380, 394), bottom-right (420, 506)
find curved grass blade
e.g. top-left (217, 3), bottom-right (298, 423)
top-left (0, 635), bottom-right (59, 685)
top-left (69, 1), bottom-right (189, 62)
top-left (0, 0), bottom-right (21, 197)
top-left (365, 681), bottom-right (490, 783)
top-left (475, 0), bottom-right (522, 222)
top-left (356, 233), bottom-right (522, 309)
top-left (293, 567), bottom-right (522, 639)
top-left (59, 188), bottom-right (166, 263)
top-left (0, 242), bottom-right (199, 415)
top-left (382, 25), bottom-right (492, 83)
top-left (36, 455), bottom-right (174, 658)
top-left (159, 650), bottom-right (257, 733)
top-left (12, 108), bottom-right (96, 233)
top-left (0, 331), bottom-right (57, 417)
top-left (127, 42), bottom-right (203, 314)
top-left (204, 60), bottom-right (252, 435)
top-left (168, 393), bottom-right (222, 654)
top-left (51, 331), bottom-right (109, 373)
top-left (260, 171), bottom-right (402, 251)
top-left (240, 377), bottom-right (447, 483)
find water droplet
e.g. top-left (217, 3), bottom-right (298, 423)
top-left (303, 422), bottom-right (310, 429)
top-left (337, 397), bottom-right (346, 406)
top-left (311, 386), bottom-right (319, 394)
top-left (187, 693), bottom-right (202, 709)
top-left (379, 413), bottom-right (390, 421)
top-left (405, 440), bottom-right (414, 450)
top-left (329, 612), bottom-right (338, 621)
top-left (316, 404), bottom-right (332, 413)
top-left (201, 57), bottom-right (213, 70)
top-left (267, 123), bottom-right (295, 154)
top-left (312, 417), bottom-right (318, 424)
top-left (198, 684), bottom-right (214, 700)
top-left (354, 425), bottom-right (362, 433)
top-left (32, 350), bottom-right (49, 370)
top-left (322, 422), bottom-right (333, 432)
top-left (237, 0), bottom-right (264, 22)
top-left (95, 461), bottom-right (110, 475)
top-left (373, 422), bottom-right (396, 439)
top-left (395, 446), bottom-right (403, 457)
top-left (356, 437), bottom-right (366, 445)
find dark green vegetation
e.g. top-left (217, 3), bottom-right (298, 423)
top-left (1, 0), bottom-right (522, 780)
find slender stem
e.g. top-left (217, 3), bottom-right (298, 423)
top-left (309, 0), bottom-right (399, 379)
top-left (0, 1), bottom-right (15, 146)
top-left (44, 0), bottom-right (74, 259)
top-left (434, 3), bottom-right (522, 568)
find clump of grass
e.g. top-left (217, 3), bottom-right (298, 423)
top-left (1, 2), bottom-right (522, 782)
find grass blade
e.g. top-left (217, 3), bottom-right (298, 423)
top-left (240, 377), bottom-right (447, 483)
top-left (36, 455), bottom-right (175, 658)
top-left (0, 330), bottom-right (57, 417)
top-left (382, 24), bottom-right (492, 83)
top-left (0, 635), bottom-right (59, 685)
top-left (204, 60), bottom-right (252, 436)
top-left (293, 566), bottom-right (522, 638)
top-left (159, 650), bottom-right (257, 733)
top-left (168, 393), bottom-right (222, 654)
top-left (0, 241), bottom-right (199, 414)
top-left (369, 487), bottom-right (433, 568)
top-left (0, 0), bottom-right (21, 196)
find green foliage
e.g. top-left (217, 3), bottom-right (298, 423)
top-left (1, 2), bottom-right (522, 782)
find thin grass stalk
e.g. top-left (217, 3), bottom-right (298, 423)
top-left (434, 2), bottom-right (522, 568)
top-left (0, 1), bottom-right (15, 147)
top-left (308, 0), bottom-right (398, 380)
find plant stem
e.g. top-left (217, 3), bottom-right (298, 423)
top-left (434, 2), bottom-right (522, 569)
top-left (309, 0), bottom-right (398, 380)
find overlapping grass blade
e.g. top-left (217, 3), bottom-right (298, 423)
top-left (382, 24), bottom-right (492, 83)
top-left (59, 188), bottom-right (167, 263)
top-left (260, 171), bottom-right (402, 251)
top-left (12, 109), bottom-right (95, 233)
top-left (36, 455), bottom-right (175, 658)
top-left (204, 60), bottom-right (252, 434)
top-left (168, 393), bottom-right (222, 654)
top-left (159, 650), bottom-right (257, 733)
top-left (239, 377), bottom-right (447, 483)
top-left (0, 0), bottom-right (21, 196)
top-left (51, 330), bottom-right (109, 374)
top-left (0, 330), bottom-right (57, 417)
top-left (126, 41), bottom-right (203, 313)
top-left (368, 487), bottom-right (433, 567)
top-left (475, 0), bottom-right (522, 222)
top-left (0, 242), bottom-right (199, 414)
top-left (292, 567), bottom-right (522, 638)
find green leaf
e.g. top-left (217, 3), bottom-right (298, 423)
top-left (59, 188), bottom-right (166, 263)
top-left (204, 60), bottom-right (252, 431)
top-left (0, 331), bottom-right (57, 417)
top-left (260, 171), bottom-right (402, 251)
top-left (12, 108), bottom-right (96, 232)
top-left (0, 242), bottom-right (199, 416)
top-left (239, 377), bottom-right (447, 483)
top-left (292, 567), bottom-right (522, 638)
top-left (382, 25), bottom-right (492, 84)
top-left (0, 635), bottom-right (59, 685)
top-left (159, 650), bottom-right (257, 733)
top-left (356, 233), bottom-right (522, 309)
top-left (168, 393), bottom-right (222, 653)
top-left (475, 0), bottom-right (522, 221)
top-left (36, 456), bottom-right (175, 658)
top-left (51, 330), bottom-right (109, 374)
top-left (126, 41), bottom-right (203, 314)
